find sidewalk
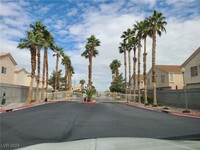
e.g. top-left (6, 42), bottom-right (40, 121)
top-left (125, 102), bottom-right (200, 119)
top-left (0, 101), bottom-right (54, 113)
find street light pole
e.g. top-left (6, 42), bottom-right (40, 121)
top-left (181, 67), bottom-right (188, 110)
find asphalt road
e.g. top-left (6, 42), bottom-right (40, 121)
top-left (1, 101), bottom-right (200, 149)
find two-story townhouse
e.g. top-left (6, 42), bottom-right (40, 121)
top-left (181, 47), bottom-right (200, 89)
top-left (147, 65), bottom-right (184, 90)
top-left (0, 52), bottom-right (17, 84)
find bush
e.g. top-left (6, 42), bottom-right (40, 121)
top-left (163, 107), bottom-right (169, 110)
top-left (182, 110), bottom-right (190, 113)
top-left (157, 103), bottom-right (163, 107)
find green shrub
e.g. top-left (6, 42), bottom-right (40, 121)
top-left (157, 103), bottom-right (163, 107)
top-left (182, 110), bottom-right (190, 113)
top-left (163, 107), bottom-right (169, 110)
top-left (147, 96), bottom-right (153, 104)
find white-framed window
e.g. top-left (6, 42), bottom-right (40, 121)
top-left (169, 73), bottom-right (174, 82)
top-left (161, 75), bottom-right (165, 83)
top-left (190, 66), bottom-right (198, 77)
top-left (1, 67), bottom-right (6, 74)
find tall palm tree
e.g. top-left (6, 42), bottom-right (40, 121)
top-left (42, 30), bottom-right (54, 100)
top-left (149, 10), bottom-right (167, 105)
top-left (131, 35), bottom-right (137, 102)
top-left (18, 31), bottom-right (37, 103)
top-left (121, 28), bottom-right (134, 95)
top-left (68, 64), bottom-right (74, 91)
top-left (141, 19), bottom-right (151, 104)
top-left (53, 45), bottom-right (63, 91)
top-left (119, 40), bottom-right (127, 100)
top-left (61, 54), bottom-right (70, 90)
top-left (81, 35), bottom-right (101, 88)
top-left (134, 21), bottom-right (143, 103)
top-left (109, 59), bottom-right (121, 80)
top-left (79, 79), bottom-right (85, 92)
top-left (30, 21), bottom-right (46, 102)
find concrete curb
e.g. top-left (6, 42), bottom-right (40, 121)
top-left (125, 102), bottom-right (200, 119)
top-left (0, 101), bottom-right (54, 113)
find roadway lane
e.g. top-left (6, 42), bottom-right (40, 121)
top-left (1, 101), bottom-right (200, 149)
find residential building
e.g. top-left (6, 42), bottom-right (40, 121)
top-left (0, 52), bottom-right (17, 84)
top-left (181, 47), bottom-right (200, 89)
top-left (147, 65), bottom-right (184, 90)
top-left (14, 67), bottom-right (37, 87)
top-left (131, 74), bottom-right (144, 90)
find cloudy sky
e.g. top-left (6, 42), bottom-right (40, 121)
top-left (1, 0), bottom-right (200, 91)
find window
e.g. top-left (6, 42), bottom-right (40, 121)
top-left (169, 73), bottom-right (174, 82)
top-left (190, 66), bottom-right (198, 77)
top-left (161, 75), bottom-right (165, 83)
top-left (1, 67), bottom-right (6, 74)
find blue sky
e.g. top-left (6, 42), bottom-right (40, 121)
top-left (1, 0), bottom-right (200, 91)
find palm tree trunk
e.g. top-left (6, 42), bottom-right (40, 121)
top-left (65, 64), bottom-right (68, 89)
top-left (143, 37), bottom-right (148, 104)
top-left (124, 48), bottom-right (127, 101)
top-left (36, 47), bottom-right (41, 102)
top-left (128, 50), bottom-right (131, 96)
top-left (137, 39), bottom-right (141, 103)
top-left (45, 49), bottom-right (48, 100)
top-left (55, 54), bottom-right (59, 91)
top-left (27, 48), bottom-right (36, 103)
top-left (88, 50), bottom-right (93, 88)
top-left (67, 69), bottom-right (71, 91)
top-left (41, 48), bottom-right (46, 101)
top-left (152, 27), bottom-right (157, 105)
top-left (133, 46), bottom-right (137, 101)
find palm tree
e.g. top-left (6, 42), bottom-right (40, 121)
top-left (53, 45), bottom-right (63, 91)
top-left (141, 19), bottom-right (151, 104)
top-left (42, 30), bottom-right (54, 100)
top-left (149, 10), bottom-right (167, 105)
top-left (61, 54), bottom-right (70, 90)
top-left (121, 28), bottom-right (134, 96)
top-left (134, 21), bottom-right (143, 103)
top-left (30, 21), bottom-right (46, 102)
top-left (110, 59), bottom-right (121, 80)
top-left (119, 40), bottom-right (127, 100)
top-left (81, 35), bottom-right (101, 88)
top-left (131, 35), bottom-right (137, 102)
top-left (18, 31), bottom-right (37, 103)
top-left (79, 79), bottom-right (85, 92)
top-left (68, 59), bottom-right (74, 91)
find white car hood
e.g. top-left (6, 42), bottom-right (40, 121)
top-left (18, 137), bottom-right (200, 150)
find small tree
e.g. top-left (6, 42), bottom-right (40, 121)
top-left (109, 74), bottom-right (125, 93)
top-left (84, 87), bottom-right (96, 102)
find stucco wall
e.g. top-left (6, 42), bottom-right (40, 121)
top-left (0, 56), bottom-right (15, 84)
top-left (183, 52), bottom-right (200, 88)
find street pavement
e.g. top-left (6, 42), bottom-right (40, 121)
top-left (1, 101), bottom-right (200, 149)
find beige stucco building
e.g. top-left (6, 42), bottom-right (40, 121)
top-left (0, 52), bottom-right (39, 87)
top-left (181, 47), bottom-right (200, 89)
top-left (0, 52), bottom-right (17, 84)
top-left (131, 74), bottom-right (144, 90)
top-left (14, 67), bottom-right (38, 87)
top-left (147, 65), bottom-right (184, 90)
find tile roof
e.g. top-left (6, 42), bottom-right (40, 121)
top-left (156, 65), bottom-right (182, 73)
top-left (14, 67), bottom-right (24, 72)
top-left (0, 52), bottom-right (9, 57)
top-left (132, 74), bottom-right (144, 80)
